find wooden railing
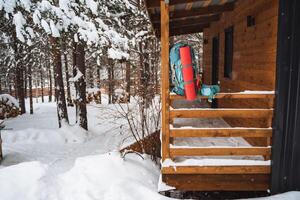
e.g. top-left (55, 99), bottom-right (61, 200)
top-left (162, 92), bottom-right (275, 176)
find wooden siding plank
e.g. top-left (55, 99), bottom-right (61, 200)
top-left (170, 147), bottom-right (271, 156)
top-left (162, 166), bottom-right (271, 174)
top-left (202, 0), bottom-right (278, 128)
top-left (170, 108), bottom-right (273, 119)
top-left (170, 127), bottom-right (273, 138)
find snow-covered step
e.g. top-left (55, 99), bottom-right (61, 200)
top-left (170, 127), bottom-right (273, 138)
top-left (170, 108), bottom-right (274, 119)
top-left (169, 146), bottom-right (271, 157)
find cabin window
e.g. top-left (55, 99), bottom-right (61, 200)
top-left (224, 26), bottom-right (234, 79)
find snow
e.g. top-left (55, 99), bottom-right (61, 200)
top-left (41, 19), bottom-right (51, 34)
top-left (240, 90), bottom-right (275, 94)
top-left (0, 94), bottom-right (19, 107)
top-left (50, 20), bottom-right (60, 37)
top-left (0, 97), bottom-right (169, 200)
top-left (158, 175), bottom-right (175, 192)
top-left (86, 87), bottom-right (100, 94)
top-left (13, 11), bottom-right (26, 42)
top-left (0, 161), bottom-right (47, 200)
top-left (85, 0), bottom-right (98, 15)
top-left (162, 158), bottom-right (270, 168)
top-left (108, 47), bottom-right (129, 60)
top-left (69, 69), bottom-right (83, 82)
top-left (2, 124), bottom-right (87, 144)
top-left (58, 152), bottom-right (169, 200)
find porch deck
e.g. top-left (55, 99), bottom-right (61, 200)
top-left (145, 0), bottom-right (277, 192)
top-left (161, 91), bottom-right (274, 191)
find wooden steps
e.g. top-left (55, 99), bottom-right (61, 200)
top-left (162, 165), bottom-right (271, 174)
top-left (170, 127), bottom-right (273, 138)
top-left (170, 92), bottom-right (275, 100)
top-left (170, 146), bottom-right (271, 157)
top-left (170, 108), bottom-right (273, 119)
top-left (170, 92), bottom-right (275, 105)
top-left (160, 91), bottom-right (275, 191)
top-left (162, 174), bottom-right (270, 191)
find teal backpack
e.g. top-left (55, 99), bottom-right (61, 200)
top-left (169, 43), bottom-right (198, 96)
top-left (201, 84), bottom-right (220, 102)
top-left (169, 43), bottom-right (220, 101)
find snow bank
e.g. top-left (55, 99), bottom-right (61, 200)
top-left (0, 161), bottom-right (47, 200)
top-left (58, 152), bottom-right (170, 200)
top-left (2, 124), bottom-right (88, 144)
top-left (0, 94), bottom-right (19, 107)
top-left (86, 87), bottom-right (100, 94)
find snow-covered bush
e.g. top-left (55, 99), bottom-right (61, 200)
top-left (0, 94), bottom-right (20, 119)
top-left (86, 88), bottom-right (101, 104)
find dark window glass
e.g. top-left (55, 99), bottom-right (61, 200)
top-left (224, 26), bottom-right (234, 79)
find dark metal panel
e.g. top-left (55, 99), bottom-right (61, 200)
top-left (271, 0), bottom-right (300, 194)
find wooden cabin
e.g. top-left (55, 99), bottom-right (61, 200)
top-left (145, 0), bottom-right (300, 194)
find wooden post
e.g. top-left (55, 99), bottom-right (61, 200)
top-left (161, 0), bottom-right (170, 161)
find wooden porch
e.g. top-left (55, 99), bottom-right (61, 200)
top-left (145, 0), bottom-right (278, 191)
top-left (163, 92), bottom-right (274, 191)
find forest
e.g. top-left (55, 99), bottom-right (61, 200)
top-left (0, 0), bottom-right (203, 152)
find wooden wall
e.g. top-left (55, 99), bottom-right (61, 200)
top-left (202, 0), bottom-right (278, 130)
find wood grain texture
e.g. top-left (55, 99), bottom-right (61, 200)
top-left (170, 147), bottom-right (271, 157)
top-left (170, 108), bottom-right (273, 119)
top-left (162, 174), bottom-right (270, 191)
top-left (160, 1), bottom-right (170, 161)
top-left (203, 0), bottom-right (278, 128)
top-left (162, 165), bottom-right (271, 174)
top-left (170, 127), bottom-right (272, 138)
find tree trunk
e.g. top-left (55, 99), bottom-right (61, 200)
top-left (73, 40), bottom-right (78, 122)
top-left (24, 67), bottom-right (27, 98)
top-left (108, 59), bottom-right (114, 104)
top-left (48, 65), bottom-right (53, 102)
top-left (51, 36), bottom-right (69, 127)
top-left (125, 61), bottom-right (131, 102)
top-left (28, 64), bottom-right (33, 114)
top-left (75, 41), bottom-right (88, 130)
top-left (108, 65), bottom-right (112, 104)
top-left (62, 41), bottom-right (72, 105)
top-left (40, 64), bottom-right (44, 103)
top-left (13, 33), bottom-right (26, 114)
top-left (9, 84), bottom-right (12, 96)
top-left (35, 79), bottom-right (38, 103)
top-left (97, 66), bottom-right (101, 88)
top-left (88, 65), bottom-right (94, 88)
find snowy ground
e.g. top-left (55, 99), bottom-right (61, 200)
top-left (0, 96), bottom-right (299, 200)
top-left (0, 96), bottom-right (169, 200)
